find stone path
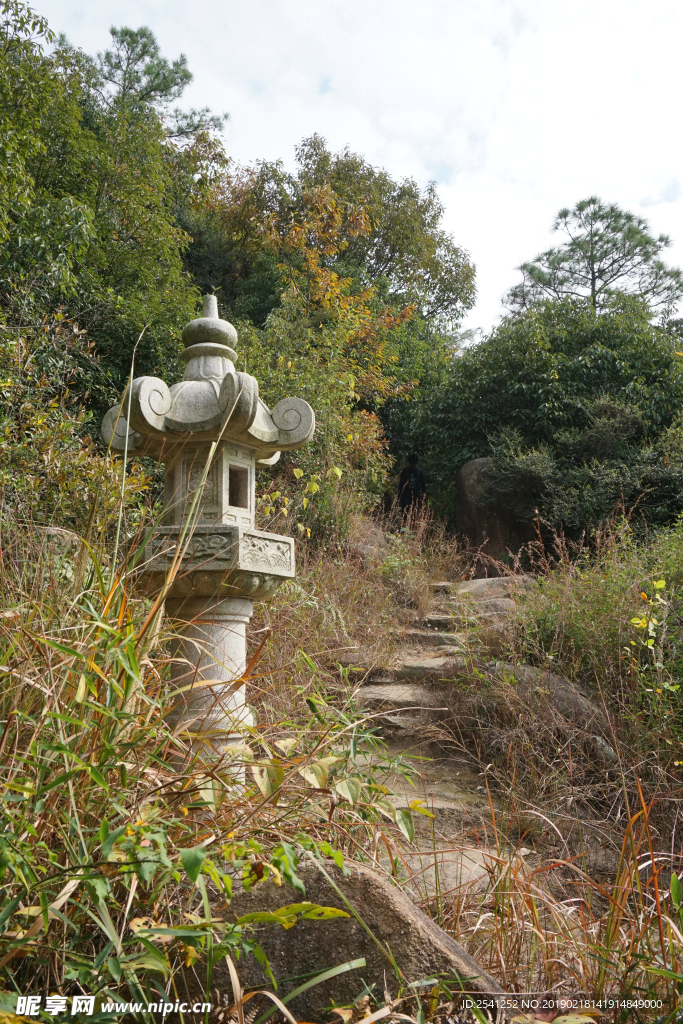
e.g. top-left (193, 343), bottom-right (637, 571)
top-left (343, 576), bottom-right (534, 758)
top-left (338, 576), bottom-right (537, 900)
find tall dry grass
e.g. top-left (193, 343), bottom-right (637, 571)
top-left (0, 513), bottom-right (422, 1019)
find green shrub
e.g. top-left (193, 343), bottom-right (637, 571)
top-left (516, 518), bottom-right (683, 744)
top-left (419, 296), bottom-right (683, 531)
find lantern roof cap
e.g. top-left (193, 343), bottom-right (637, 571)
top-left (181, 294), bottom-right (238, 362)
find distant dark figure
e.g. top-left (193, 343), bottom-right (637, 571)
top-left (399, 453), bottom-right (426, 521)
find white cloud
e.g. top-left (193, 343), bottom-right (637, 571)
top-left (642, 180), bottom-right (681, 208)
top-left (38, 0), bottom-right (683, 332)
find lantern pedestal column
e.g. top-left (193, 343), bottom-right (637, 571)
top-left (165, 596), bottom-right (254, 753)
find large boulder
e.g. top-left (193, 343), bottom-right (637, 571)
top-left (205, 860), bottom-right (502, 1021)
top-left (455, 457), bottom-right (535, 557)
top-left (500, 663), bottom-right (607, 732)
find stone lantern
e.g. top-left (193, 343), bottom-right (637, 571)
top-left (102, 295), bottom-right (315, 753)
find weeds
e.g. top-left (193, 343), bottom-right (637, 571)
top-left (431, 800), bottom-right (683, 1010)
top-left (0, 519), bottom-right (417, 1019)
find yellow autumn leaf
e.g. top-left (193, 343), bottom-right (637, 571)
top-left (298, 756), bottom-right (339, 789)
top-left (75, 673), bottom-right (88, 702)
top-left (274, 738), bottom-right (297, 755)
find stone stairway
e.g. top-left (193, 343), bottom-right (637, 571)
top-left (343, 576), bottom-right (533, 752)
top-left (335, 574), bottom-right (605, 899)
top-left (332, 577), bottom-right (525, 897)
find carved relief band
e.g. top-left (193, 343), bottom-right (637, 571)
top-left (138, 526), bottom-right (294, 600)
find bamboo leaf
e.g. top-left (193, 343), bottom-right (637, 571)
top-left (335, 778), bottom-right (362, 804)
top-left (396, 808), bottom-right (415, 842)
top-left (179, 846), bottom-right (207, 883)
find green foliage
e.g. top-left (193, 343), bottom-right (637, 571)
top-left (291, 134), bottom-right (476, 328)
top-left (479, 406), bottom-right (683, 535)
top-left (506, 196), bottom-right (683, 312)
top-left (0, 3), bottom-right (226, 531)
top-left (0, 310), bottom-right (150, 530)
top-left (96, 25), bottom-right (226, 138)
top-left (419, 296), bottom-right (683, 532)
top-left (239, 307), bottom-right (393, 539)
top-left (0, 1), bottom-right (476, 534)
top-left (0, 2), bottom-right (478, 535)
top-left (0, 3), bottom-right (204, 397)
top-left (0, 0), bottom-right (56, 244)
top-left (179, 135), bottom-right (476, 510)
top-left (97, 25), bottom-right (192, 107)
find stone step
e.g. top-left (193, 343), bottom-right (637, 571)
top-left (461, 596), bottom-right (516, 615)
top-left (341, 648), bottom-right (466, 682)
top-left (410, 621), bottom-right (508, 657)
top-left (405, 628), bottom-right (464, 648)
top-left (430, 581), bottom-right (455, 594)
top-left (423, 613), bottom-right (460, 630)
top-left (392, 653), bottom-right (466, 681)
top-left (373, 751), bottom-right (498, 835)
top-left (389, 845), bottom-right (497, 898)
top-left (429, 577), bottom-right (534, 600)
top-left (358, 685), bottom-right (451, 741)
top-left (355, 660), bottom-right (607, 736)
top-left (429, 598), bottom-right (517, 626)
top-left (456, 576), bottom-right (534, 600)
top-left (361, 681), bottom-right (444, 709)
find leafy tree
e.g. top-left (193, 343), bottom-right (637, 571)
top-left (179, 135), bottom-right (476, 494)
top-left (0, 4), bottom-right (217, 528)
top-left (506, 197), bottom-right (683, 312)
top-left (0, 12), bottom-right (223, 397)
top-left (0, 0), bottom-right (56, 242)
top-left (291, 135), bottom-right (475, 328)
top-left (416, 296), bottom-right (683, 531)
top-left (233, 179), bottom-right (412, 534)
top-left (98, 25), bottom-right (191, 105)
top-left (181, 135), bottom-right (476, 330)
top-left (0, 4), bottom-right (475, 534)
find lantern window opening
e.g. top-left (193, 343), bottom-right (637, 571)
top-left (228, 464), bottom-right (250, 510)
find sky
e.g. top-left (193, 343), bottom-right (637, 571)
top-left (37, 0), bottom-right (683, 334)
